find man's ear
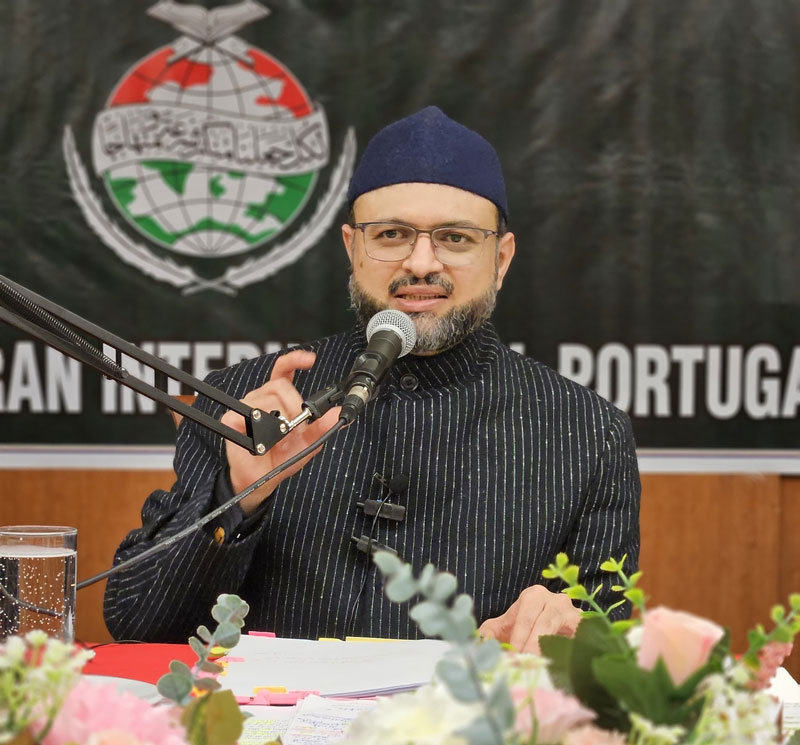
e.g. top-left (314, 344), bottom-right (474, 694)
top-left (495, 232), bottom-right (516, 290)
top-left (342, 223), bottom-right (355, 263)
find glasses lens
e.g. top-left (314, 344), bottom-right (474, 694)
top-left (362, 223), bottom-right (415, 261)
top-left (431, 227), bottom-right (488, 265)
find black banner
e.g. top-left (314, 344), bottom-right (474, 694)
top-left (1, 0), bottom-right (799, 460)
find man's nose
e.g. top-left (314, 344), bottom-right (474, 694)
top-left (401, 233), bottom-right (445, 277)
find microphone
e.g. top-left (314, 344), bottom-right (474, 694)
top-left (340, 310), bottom-right (417, 423)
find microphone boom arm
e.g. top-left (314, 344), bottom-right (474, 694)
top-left (0, 273), bottom-right (296, 455)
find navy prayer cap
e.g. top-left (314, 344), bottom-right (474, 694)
top-left (347, 106), bottom-right (508, 220)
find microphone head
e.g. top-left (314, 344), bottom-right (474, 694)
top-left (366, 310), bottom-right (417, 357)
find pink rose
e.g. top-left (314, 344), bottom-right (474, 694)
top-left (563, 725), bottom-right (627, 745)
top-left (42, 679), bottom-right (187, 745)
top-left (86, 732), bottom-right (142, 745)
top-left (512, 687), bottom-right (596, 744)
top-left (637, 606), bottom-right (725, 687)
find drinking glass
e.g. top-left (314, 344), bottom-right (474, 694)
top-left (0, 526), bottom-right (77, 642)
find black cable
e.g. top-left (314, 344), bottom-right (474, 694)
top-left (77, 417), bottom-right (347, 590)
top-left (0, 418), bottom-right (348, 621)
top-left (345, 501), bottom-right (386, 636)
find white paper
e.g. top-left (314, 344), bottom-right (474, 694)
top-left (239, 705), bottom-right (297, 745)
top-left (282, 695), bottom-right (377, 745)
top-left (768, 667), bottom-right (800, 735)
top-left (222, 636), bottom-right (449, 697)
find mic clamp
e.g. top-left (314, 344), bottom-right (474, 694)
top-left (356, 499), bottom-right (406, 521)
top-left (350, 534), bottom-right (397, 556)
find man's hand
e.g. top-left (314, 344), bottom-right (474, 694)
top-left (221, 349), bottom-right (341, 516)
top-left (478, 584), bottom-right (582, 653)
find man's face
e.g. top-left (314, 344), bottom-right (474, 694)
top-left (341, 183), bottom-right (515, 355)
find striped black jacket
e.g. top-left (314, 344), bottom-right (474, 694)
top-left (104, 324), bottom-right (640, 642)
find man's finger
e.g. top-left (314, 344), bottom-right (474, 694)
top-left (270, 349), bottom-right (317, 383)
top-left (509, 601), bottom-right (546, 653)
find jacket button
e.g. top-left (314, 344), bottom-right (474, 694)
top-left (400, 373), bottom-right (419, 391)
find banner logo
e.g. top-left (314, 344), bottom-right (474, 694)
top-left (64, 0), bottom-right (356, 294)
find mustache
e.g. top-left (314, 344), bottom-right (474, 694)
top-left (388, 275), bottom-right (454, 295)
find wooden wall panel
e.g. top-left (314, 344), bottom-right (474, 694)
top-left (1, 469), bottom-right (799, 682)
top-left (0, 470), bottom-right (174, 643)
top-left (780, 476), bottom-right (800, 680)
top-left (639, 474), bottom-right (781, 650)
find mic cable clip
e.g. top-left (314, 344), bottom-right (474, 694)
top-left (356, 499), bottom-right (406, 521)
top-left (350, 534), bottom-right (397, 556)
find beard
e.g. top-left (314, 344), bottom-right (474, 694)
top-left (348, 273), bottom-right (498, 355)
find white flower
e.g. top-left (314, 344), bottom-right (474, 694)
top-left (626, 624), bottom-right (644, 650)
top-left (344, 684), bottom-right (481, 745)
top-left (629, 712), bottom-right (686, 745)
top-left (24, 629), bottom-right (49, 647)
top-left (487, 652), bottom-right (554, 692)
top-left (3, 635), bottom-right (26, 663)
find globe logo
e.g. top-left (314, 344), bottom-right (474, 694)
top-left (64, 1), bottom-right (356, 293)
top-left (96, 44), bottom-right (320, 258)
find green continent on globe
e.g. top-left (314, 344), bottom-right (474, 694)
top-left (105, 160), bottom-right (315, 258)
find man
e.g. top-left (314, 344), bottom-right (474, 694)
top-left (104, 107), bottom-right (640, 650)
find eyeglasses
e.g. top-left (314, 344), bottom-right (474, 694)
top-left (354, 222), bottom-right (499, 266)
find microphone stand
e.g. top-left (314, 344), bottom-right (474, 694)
top-left (0, 272), bottom-right (304, 456)
top-left (0, 273), bottom-right (346, 603)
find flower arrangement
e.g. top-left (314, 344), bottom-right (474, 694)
top-left (0, 595), bottom-right (249, 745)
top-left (346, 552), bottom-right (800, 745)
top-left (1, 559), bottom-right (798, 745)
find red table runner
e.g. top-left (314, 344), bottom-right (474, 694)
top-left (81, 643), bottom-right (196, 684)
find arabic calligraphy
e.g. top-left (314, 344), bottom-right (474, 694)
top-left (92, 104), bottom-right (329, 177)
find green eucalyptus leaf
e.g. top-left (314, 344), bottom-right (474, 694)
top-left (211, 604), bottom-right (230, 624)
top-left (373, 551), bottom-right (403, 576)
top-left (629, 571), bottom-right (643, 585)
top-left (453, 593), bottom-right (474, 616)
top-left (457, 715), bottom-right (503, 745)
top-left (215, 622), bottom-right (241, 649)
top-left (472, 639), bottom-right (502, 672)
top-left (199, 660), bottom-right (225, 674)
top-left (789, 594), bottom-right (800, 611)
top-left (486, 677), bottom-right (515, 730)
top-left (541, 568), bottom-right (558, 579)
top-left (194, 677), bottom-right (222, 691)
top-left (385, 568), bottom-right (418, 602)
top-left (600, 559), bottom-right (619, 572)
top-left (197, 625), bottom-right (213, 643)
top-left (445, 611), bottom-right (477, 644)
top-left (436, 659), bottom-right (481, 703)
top-left (418, 564), bottom-right (436, 595)
top-left (431, 572), bottom-right (458, 602)
top-left (169, 659), bottom-right (193, 677)
top-left (189, 636), bottom-right (207, 659)
top-left (157, 671), bottom-right (193, 704)
top-left (555, 553), bottom-right (569, 569)
top-left (563, 566), bottom-right (580, 585)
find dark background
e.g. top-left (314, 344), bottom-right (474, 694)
top-left (1, 0), bottom-right (799, 449)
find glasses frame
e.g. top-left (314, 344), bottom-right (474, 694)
top-left (353, 221), bottom-right (500, 265)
